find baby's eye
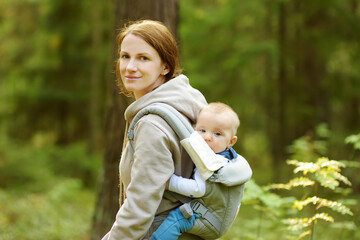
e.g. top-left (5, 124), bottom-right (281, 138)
top-left (197, 129), bottom-right (206, 133)
top-left (214, 132), bottom-right (222, 136)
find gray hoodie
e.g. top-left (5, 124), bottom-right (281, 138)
top-left (103, 75), bottom-right (207, 240)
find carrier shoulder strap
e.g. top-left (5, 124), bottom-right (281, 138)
top-left (127, 103), bottom-right (194, 148)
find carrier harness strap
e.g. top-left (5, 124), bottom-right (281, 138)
top-left (164, 192), bottom-right (222, 234)
top-left (126, 102), bottom-right (222, 233)
top-left (128, 102), bottom-right (193, 141)
top-left (190, 201), bottom-right (222, 233)
top-left (127, 103), bottom-right (193, 152)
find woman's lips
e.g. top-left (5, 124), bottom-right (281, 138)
top-left (125, 76), bottom-right (140, 81)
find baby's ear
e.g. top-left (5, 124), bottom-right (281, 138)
top-left (229, 136), bottom-right (237, 147)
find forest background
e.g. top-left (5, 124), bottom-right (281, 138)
top-left (0, 0), bottom-right (359, 239)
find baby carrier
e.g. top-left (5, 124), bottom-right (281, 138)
top-left (127, 103), bottom-right (252, 239)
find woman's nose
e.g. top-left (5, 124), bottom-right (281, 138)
top-left (126, 59), bottom-right (137, 71)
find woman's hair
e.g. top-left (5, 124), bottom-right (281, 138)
top-left (115, 20), bottom-right (182, 96)
top-left (201, 102), bottom-right (240, 135)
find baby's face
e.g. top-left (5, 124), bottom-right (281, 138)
top-left (195, 110), bottom-right (237, 153)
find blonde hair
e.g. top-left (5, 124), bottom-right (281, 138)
top-left (200, 102), bottom-right (240, 135)
top-left (115, 20), bottom-right (182, 96)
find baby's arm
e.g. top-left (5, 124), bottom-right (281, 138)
top-left (168, 169), bottom-right (206, 198)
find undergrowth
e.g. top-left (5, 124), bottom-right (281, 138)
top-left (220, 125), bottom-right (360, 240)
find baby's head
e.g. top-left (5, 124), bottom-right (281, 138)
top-left (195, 102), bottom-right (240, 153)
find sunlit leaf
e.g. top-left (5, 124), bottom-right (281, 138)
top-left (287, 160), bottom-right (320, 175)
top-left (266, 177), bottom-right (314, 190)
top-left (293, 196), bottom-right (353, 216)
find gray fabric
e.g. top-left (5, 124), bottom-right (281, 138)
top-left (209, 155), bottom-right (252, 186)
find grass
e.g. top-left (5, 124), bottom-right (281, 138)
top-left (0, 179), bottom-right (95, 240)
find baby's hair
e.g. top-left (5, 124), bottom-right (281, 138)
top-left (201, 102), bottom-right (240, 135)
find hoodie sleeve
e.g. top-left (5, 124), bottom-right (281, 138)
top-left (103, 118), bottom-right (175, 240)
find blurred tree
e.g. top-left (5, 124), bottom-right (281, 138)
top-left (0, 0), bottom-right (109, 145)
top-left (272, 0), bottom-right (360, 163)
top-left (89, 0), bottom-right (104, 153)
top-left (180, 0), bottom-right (279, 181)
top-left (180, 0), bottom-right (360, 182)
top-left (90, 0), bottom-right (179, 239)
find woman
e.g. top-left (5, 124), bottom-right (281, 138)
top-left (102, 20), bottom-right (207, 240)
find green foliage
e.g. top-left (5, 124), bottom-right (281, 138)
top-left (0, 132), bottom-right (100, 239)
top-left (345, 133), bottom-right (360, 150)
top-left (179, 0), bottom-right (277, 166)
top-left (288, 158), bottom-right (352, 189)
top-left (279, 157), bottom-right (355, 239)
top-left (239, 127), bottom-right (359, 240)
top-left (266, 176), bottom-right (315, 190)
top-left (293, 197), bottom-right (352, 216)
top-left (243, 179), bottom-right (286, 215)
top-left (0, 132), bottom-right (101, 191)
top-left (0, 0), bottom-right (109, 143)
top-left (238, 179), bottom-right (295, 239)
top-left (286, 124), bottom-right (330, 162)
top-left (265, 156), bottom-right (355, 239)
top-left (0, 179), bottom-right (94, 240)
top-left (276, 130), bottom-right (357, 240)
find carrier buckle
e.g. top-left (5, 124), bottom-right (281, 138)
top-left (190, 201), bottom-right (208, 217)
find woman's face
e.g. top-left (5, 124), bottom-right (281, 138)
top-left (119, 34), bottom-right (169, 99)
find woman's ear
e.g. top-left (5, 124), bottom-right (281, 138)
top-left (162, 65), bottom-right (169, 75)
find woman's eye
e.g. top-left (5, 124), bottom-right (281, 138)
top-left (120, 54), bottom-right (129, 59)
top-left (140, 56), bottom-right (148, 61)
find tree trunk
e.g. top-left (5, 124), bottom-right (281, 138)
top-left (270, 1), bottom-right (288, 180)
top-left (293, 1), bottom-right (330, 135)
top-left (347, 0), bottom-right (360, 131)
top-left (91, 0), bottom-right (179, 239)
top-left (88, 0), bottom-right (103, 154)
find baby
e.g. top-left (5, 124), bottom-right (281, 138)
top-left (150, 102), bottom-right (242, 240)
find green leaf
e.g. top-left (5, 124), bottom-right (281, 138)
top-left (287, 160), bottom-right (320, 175)
top-left (317, 157), bottom-right (345, 171)
top-left (293, 196), bottom-right (353, 216)
top-left (315, 123), bottom-right (330, 138)
top-left (345, 133), bottom-right (360, 150)
top-left (266, 177), bottom-right (314, 190)
top-left (340, 160), bottom-right (360, 168)
top-left (259, 192), bottom-right (283, 209)
top-left (283, 212), bottom-right (334, 231)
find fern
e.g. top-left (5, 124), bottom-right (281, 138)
top-left (242, 127), bottom-right (358, 240)
top-left (283, 212), bottom-right (334, 231)
top-left (293, 196), bottom-right (353, 215)
top-left (265, 177), bottom-right (314, 190)
top-left (272, 126), bottom-right (356, 240)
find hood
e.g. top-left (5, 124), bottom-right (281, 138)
top-left (124, 74), bottom-right (207, 124)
